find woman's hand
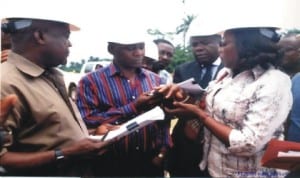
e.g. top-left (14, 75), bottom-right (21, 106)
top-left (155, 84), bottom-right (187, 101)
top-left (164, 101), bottom-right (207, 119)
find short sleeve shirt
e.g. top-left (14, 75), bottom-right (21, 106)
top-left (0, 52), bottom-right (88, 154)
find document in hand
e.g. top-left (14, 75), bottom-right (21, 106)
top-left (89, 106), bottom-right (165, 141)
top-left (177, 78), bottom-right (206, 95)
top-left (261, 139), bottom-right (300, 170)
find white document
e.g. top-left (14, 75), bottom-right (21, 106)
top-left (89, 106), bottom-right (165, 141)
top-left (177, 78), bottom-right (206, 95)
top-left (277, 150), bottom-right (300, 157)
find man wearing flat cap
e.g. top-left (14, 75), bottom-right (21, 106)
top-left (0, 17), bottom-right (110, 176)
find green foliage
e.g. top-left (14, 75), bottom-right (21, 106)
top-left (147, 13), bottom-right (196, 73)
top-left (285, 29), bottom-right (300, 36)
top-left (147, 29), bottom-right (175, 41)
top-left (59, 61), bottom-right (82, 73)
top-left (167, 45), bottom-right (194, 73)
top-left (175, 14), bottom-right (197, 48)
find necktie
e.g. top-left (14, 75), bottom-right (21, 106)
top-left (200, 65), bottom-right (212, 88)
top-left (43, 71), bottom-right (82, 128)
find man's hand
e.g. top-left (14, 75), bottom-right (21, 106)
top-left (134, 93), bottom-right (161, 112)
top-left (0, 94), bottom-right (18, 125)
top-left (95, 123), bottom-right (120, 135)
top-left (62, 138), bottom-right (112, 157)
top-left (155, 84), bottom-right (187, 101)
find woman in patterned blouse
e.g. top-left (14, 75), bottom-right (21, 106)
top-left (157, 27), bottom-right (293, 177)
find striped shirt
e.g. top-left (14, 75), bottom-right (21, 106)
top-left (76, 63), bottom-right (171, 153)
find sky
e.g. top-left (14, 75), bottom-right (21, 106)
top-left (1, 0), bottom-right (300, 64)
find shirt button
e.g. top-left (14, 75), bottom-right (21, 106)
top-left (132, 96), bottom-right (136, 99)
top-left (115, 121), bottom-right (119, 124)
top-left (136, 146), bottom-right (139, 150)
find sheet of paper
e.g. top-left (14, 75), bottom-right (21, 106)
top-left (88, 106), bottom-right (165, 141)
top-left (278, 150), bottom-right (300, 157)
top-left (177, 78), bottom-right (206, 95)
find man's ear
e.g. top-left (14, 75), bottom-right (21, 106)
top-left (33, 31), bottom-right (46, 44)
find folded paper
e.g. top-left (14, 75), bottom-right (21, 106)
top-left (261, 139), bottom-right (300, 170)
top-left (89, 106), bottom-right (165, 141)
top-left (177, 78), bottom-right (206, 95)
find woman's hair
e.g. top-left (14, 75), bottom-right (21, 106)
top-left (228, 27), bottom-right (283, 70)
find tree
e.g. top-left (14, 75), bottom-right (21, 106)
top-left (175, 14), bottom-right (197, 49)
top-left (147, 13), bottom-right (196, 73)
top-left (167, 45), bottom-right (193, 73)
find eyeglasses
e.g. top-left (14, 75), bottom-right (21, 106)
top-left (159, 50), bottom-right (173, 58)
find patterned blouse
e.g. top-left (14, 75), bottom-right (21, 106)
top-left (199, 65), bottom-right (292, 177)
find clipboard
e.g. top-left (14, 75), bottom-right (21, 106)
top-left (88, 106), bottom-right (165, 141)
top-left (261, 139), bottom-right (300, 170)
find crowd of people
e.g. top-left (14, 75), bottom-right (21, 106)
top-left (0, 16), bottom-right (299, 177)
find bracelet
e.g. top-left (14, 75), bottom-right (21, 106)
top-left (181, 95), bottom-right (190, 103)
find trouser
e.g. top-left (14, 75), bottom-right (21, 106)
top-left (3, 157), bottom-right (95, 176)
top-left (93, 149), bottom-right (164, 177)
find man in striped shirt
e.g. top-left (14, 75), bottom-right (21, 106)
top-left (76, 37), bottom-right (171, 177)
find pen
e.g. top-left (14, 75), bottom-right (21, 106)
top-left (101, 131), bottom-right (110, 141)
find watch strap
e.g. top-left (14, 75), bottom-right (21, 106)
top-left (54, 148), bottom-right (64, 160)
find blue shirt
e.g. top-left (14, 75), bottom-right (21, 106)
top-left (287, 73), bottom-right (300, 142)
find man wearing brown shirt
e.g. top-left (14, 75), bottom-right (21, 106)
top-left (0, 17), bottom-right (108, 176)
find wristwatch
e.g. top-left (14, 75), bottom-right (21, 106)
top-left (54, 148), bottom-right (64, 160)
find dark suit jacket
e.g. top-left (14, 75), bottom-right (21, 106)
top-left (168, 59), bottom-right (223, 176)
top-left (173, 60), bottom-right (223, 87)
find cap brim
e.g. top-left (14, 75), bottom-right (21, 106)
top-left (4, 17), bottom-right (80, 31)
top-left (69, 24), bottom-right (80, 31)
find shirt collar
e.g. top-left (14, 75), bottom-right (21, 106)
top-left (7, 52), bottom-right (45, 77)
top-left (198, 57), bottom-right (221, 68)
top-left (226, 65), bottom-right (270, 80)
top-left (212, 57), bottom-right (221, 66)
top-left (7, 52), bottom-right (64, 79)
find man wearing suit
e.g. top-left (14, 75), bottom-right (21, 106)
top-left (168, 27), bottom-right (223, 177)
